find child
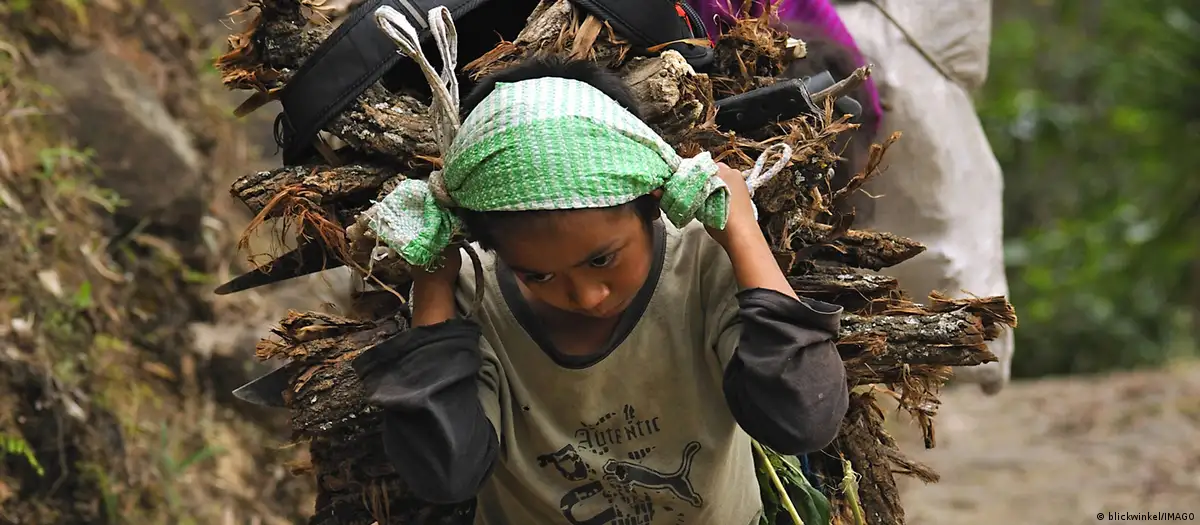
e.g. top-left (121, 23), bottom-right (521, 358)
top-left (352, 56), bottom-right (849, 525)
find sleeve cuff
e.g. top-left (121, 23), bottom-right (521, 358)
top-left (735, 288), bottom-right (842, 334)
top-left (351, 317), bottom-right (482, 379)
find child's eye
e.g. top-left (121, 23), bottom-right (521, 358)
top-left (589, 253), bottom-right (616, 268)
top-left (523, 273), bottom-right (554, 284)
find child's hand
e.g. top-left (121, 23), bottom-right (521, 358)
top-left (412, 245), bottom-right (463, 286)
top-left (705, 162), bottom-right (761, 249)
top-left (410, 245), bottom-right (462, 327)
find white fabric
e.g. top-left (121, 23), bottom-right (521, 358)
top-left (837, 0), bottom-right (1014, 394)
top-left (744, 142), bottom-right (792, 221)
top-left (374, 5), bottom-right (461, 152)
top-left (744, 142), bottom-right (792, 197)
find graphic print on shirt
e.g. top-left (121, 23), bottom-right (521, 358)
top-left (535, 404), bottom-right (704, 525)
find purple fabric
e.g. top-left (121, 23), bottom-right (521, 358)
top-left (687, 0), bottom-right (883, 132)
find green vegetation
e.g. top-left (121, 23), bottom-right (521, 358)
top-left (0, 434), bottom-right (44, 477)
top-left (979, 0), bottom-right (1200, 377)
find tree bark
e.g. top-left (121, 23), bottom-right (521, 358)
top-left (792, 220), bottom-right (928, 271)
top-left (231, 163), bottom-right (403, 217)
top-left (787, 264), bottom-right (900, 312)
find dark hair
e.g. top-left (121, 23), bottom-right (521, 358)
top-left (779, 22), bottom-right (881, 208)
top-left (455, 56), bottom-right (659, 251)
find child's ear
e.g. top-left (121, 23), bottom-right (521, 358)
top-left (650, 188), bottom-right (664, 200)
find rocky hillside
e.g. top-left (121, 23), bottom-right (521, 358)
top-left (0, 1), bottom-right (333, 523)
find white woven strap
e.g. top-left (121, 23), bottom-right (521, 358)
top-left (742, 142), bottom-right (793, 221)
top-left (744, 142), bottom-right (792, 197)
top-left (374, 5), bottom-right (461, 153)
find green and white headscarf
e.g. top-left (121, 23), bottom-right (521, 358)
top-left (366, 75), bottom-right (731, 267)
top-left (365, 5), bottom-right (787, 268)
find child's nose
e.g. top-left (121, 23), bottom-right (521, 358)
top-left (570, 282), bottom-right (610, 311)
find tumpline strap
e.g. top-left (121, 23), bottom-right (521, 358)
top-left (275, 0), bottom-right (712, 165)
top-left (277, 0), bottom-right (479, 165)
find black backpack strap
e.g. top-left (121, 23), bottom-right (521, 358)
top-left (570, 0), bottom-right (713, 71)
top-left (278, 0), bottom-right (711, 165)
top-left (277, 0), bottom-right (476, 165)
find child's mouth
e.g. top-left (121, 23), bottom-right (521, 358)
top-left (584, 297), bottom-right (631, 319)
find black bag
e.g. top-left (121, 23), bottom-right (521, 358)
top-left (275, 0), bottom-right (713, 165)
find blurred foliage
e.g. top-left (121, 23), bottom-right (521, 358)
top-left (978, 0), bottom-right (1200, 377)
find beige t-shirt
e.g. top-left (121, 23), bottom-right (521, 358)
top-left (453, 218), bottom-right (764, 525)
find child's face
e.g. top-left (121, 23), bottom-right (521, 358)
top-left (491, 208), bottom-right (654, 320)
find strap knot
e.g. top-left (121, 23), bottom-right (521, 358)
top-left (426, 170), bottom-right (457, 208)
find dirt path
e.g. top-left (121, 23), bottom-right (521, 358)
top-left (885, 363), bottom-right (1200, 524)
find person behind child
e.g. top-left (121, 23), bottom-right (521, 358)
top-left (691, 0), bottom-right (1015, 395)
top-left (351, 56), bottom-right (850, 524)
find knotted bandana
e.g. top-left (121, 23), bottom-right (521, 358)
top-left (365, 75), bottom-right (730, 268)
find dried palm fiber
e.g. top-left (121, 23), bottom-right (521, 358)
top-left (216, 1), bottom-right (1018, 524)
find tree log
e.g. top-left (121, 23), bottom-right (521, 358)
top-left (220, 1), bottom-right (329, 88)
top-left (307, 428), bottom-right (475, 525)
top-left (792, 221), bottom-right (928, 271)
top-left (231, 163), bottom-right (403, 217)
top-left (618, 53), bottom-right (713, 144)
top-left (787, 264), bottom-right (900, 313)
top-left (839, 311), bottom-right (998, 386)
top-left (463, 0), bottom-right (626, 78)
top-left (256, 311), bottom-right (472, 524)
top-left (325, 88), bottom-right (440, 162)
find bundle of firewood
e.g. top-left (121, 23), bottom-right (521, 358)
top-left (215, 1), bottom-right (1016, 524)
